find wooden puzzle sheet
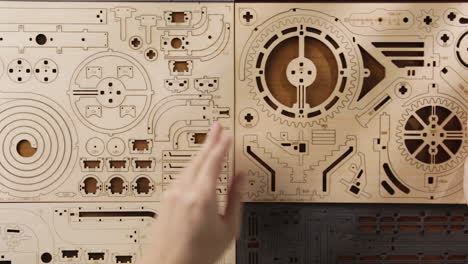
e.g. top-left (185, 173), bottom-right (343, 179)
top-left (235, 3), bottom-right (468, 204)
top-left (0, 1), bottom-right (468, 264)
top-left (0, 202), bottom-right (236, 264)
top-left (0, 1), bottom-right (235, 264)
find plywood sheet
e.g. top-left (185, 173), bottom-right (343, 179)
top-left (0, 1), bottom-right (235, 264)
top-left (235, 3), bottom-right (468, 203)
top-left (0, 1), bottom-right (234, 202)
top-left (1, 2), bottom-right (468, 263)
top-left (0, 202), bottom-right (236, 264)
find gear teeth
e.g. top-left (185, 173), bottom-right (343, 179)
top-left (242, 10), bottom-right (359, 127)
top-left (396, 96), bottom-right (468, 173)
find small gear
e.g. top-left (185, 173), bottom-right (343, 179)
top-left (244, 170), bottom-right (267, 199)
top-left (417, 9), bottom-right (440, 33)
top-left (396, 97), bottom-right (468, 172)
top-left (243, 8), bottom-right (359, 127)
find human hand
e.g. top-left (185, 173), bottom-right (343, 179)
top-left (140, 123), bottom-right (244, 264)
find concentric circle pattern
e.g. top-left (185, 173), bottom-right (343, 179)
top-left (69, 51), bottom-right (152, 134)
top-left (243, 9), bottom-right (359, 127)
top-left (0, 98), bottom-right (76, 197)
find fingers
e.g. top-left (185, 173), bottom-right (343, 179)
top-left (178, 123), bottom-right (223, 186)
top-left (223, 172), bottom-right (245, 237)
top-left (197, 134), bottom-right (232, 193)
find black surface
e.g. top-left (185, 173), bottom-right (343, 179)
top-left (237, 203), bottom-right (468, 264)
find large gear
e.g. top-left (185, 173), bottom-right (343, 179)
top-left (396, 97), bottom-right (468, 172)
top-left (242, 8), bottom-right (359, 127)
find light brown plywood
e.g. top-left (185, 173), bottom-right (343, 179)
top-left (235, 3), bottom-right (468, 203)
top-left (0, 1), bottom-right (235, 264)
top-left (2, 2), bottom-right (468, 263)
top-left (0, 202), bottom-right (235, 264)
top-left (0, 1), bottom-right (234, 203)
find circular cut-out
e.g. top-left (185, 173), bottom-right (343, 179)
top-left (79, 175), bottom-right (101, 196)
top-left (8, 59), bottom-right (32, 83)
top-left (398, 97), bottom-right (468, 172)
top-left (106, 175), bottom-right (127, 196)
top-left (86, 137), bottom-right (105, 156)
top-left (17, 139), bottom-right (37, 158)
top-left (132, 175), bottom-right (154, 196)
top-left (437, 30), bottom-right (453, 47)
top-left (394, 82), bottom-right (411, 99)
top-left (41, 252), bottom-right (52, 263)
top-left (243, 9), bottom-right (359, 126)
top-left (96, 77), bottom-right (127, 108)
top-left (0, 96), bottom-right (77, 197)
top-left (239, 108), bottom-right (259, 128)
top-left (144, 48), bottom-right (158, 61)
top-left (34, 59), bottom-right (58, 83)
top-left (286, 57), bottom-right (317, 88)
top-left (107, 137), bottom-right (125, 156)
top-left (129, 36), bottom-right (143, 50)
top-left (171, 38), bottom-right (183, 49)
top-left (69, 51), bottom-right (152, 134)
top-left (239, 8), bottom-right (257, 26)
top-left (35, 34), bottom-right (47, 45)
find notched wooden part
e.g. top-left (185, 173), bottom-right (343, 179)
top-left (171, 12), bottom-right (186, 23)
top-left (134, 160), bottom-right (153, 169)
top-left (193, 133), bottom-right (207, 144)
top-left (83, 160), bottom-right (102, 169)
top-left (173, 61), bottom-right (189, 72)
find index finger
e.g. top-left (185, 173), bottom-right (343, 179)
top-left (178, 123), bottom-right (223, 186)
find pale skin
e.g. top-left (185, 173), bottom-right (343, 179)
top-left (139, 123), bottom-right (245, 264)
top-left (140, 122), bottom-right (468, 264)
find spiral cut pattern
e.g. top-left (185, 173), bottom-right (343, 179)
top-left (0, 98), bottom-right (76, 197)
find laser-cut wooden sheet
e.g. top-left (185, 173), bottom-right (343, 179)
top-left (235, 3), bottom-right (468, 203)
top-left (1, 1), bottom-right (468, 264)
top-left (0, 1), bottom-right (235, 264)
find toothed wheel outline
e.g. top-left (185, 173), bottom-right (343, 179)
top-left (396, 97), bottom-right (468, 172)
top-left (243, 8), bottom-right (359, 127)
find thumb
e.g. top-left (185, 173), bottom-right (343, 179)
top-left (224, 172), bottom-right (246, 237)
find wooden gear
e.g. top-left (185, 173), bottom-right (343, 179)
top-left (0, 1), bottom-right (467, 264)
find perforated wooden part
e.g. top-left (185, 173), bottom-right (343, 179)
top-left (2, 1), bottom-right (468, 263)
top-left (235, 3), bottom-right (468, 204)
top-left (0, 1), bottom-right (234, 264)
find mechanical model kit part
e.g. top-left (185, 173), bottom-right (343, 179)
top-left (7, 58), bottom-right (31, 83)
top-left (240, 8), bottom-right (359, 127)
top-left (69, 51), bottom-right (153, 135)
top-left (0, 8), bottom-right (107, 24)
top-left (0, 94), bottom-right (77, 198)
top-left (129, 36), bottom-right (143, 50)
top-left (0, 2), bottom-right (236, 263)
top-left (111, 7), bottom-right (135, 41)
top-left (33, 58), bottom-right (58, 83)
top-left (235, 3), bottom-right (468, 203)
top-left (0, 26), bottom-right (108, 53)
top-left (396, 97), bottom-right (468, 172)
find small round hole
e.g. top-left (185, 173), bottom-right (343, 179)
top-left (17, 139), bottom-right (37, 157)
top-left (41, 252), bottom-right (52, 263)
top-left (35, 34), bottom-right (47, 45)
top-left (171, 38), bottom-right (183, 49)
